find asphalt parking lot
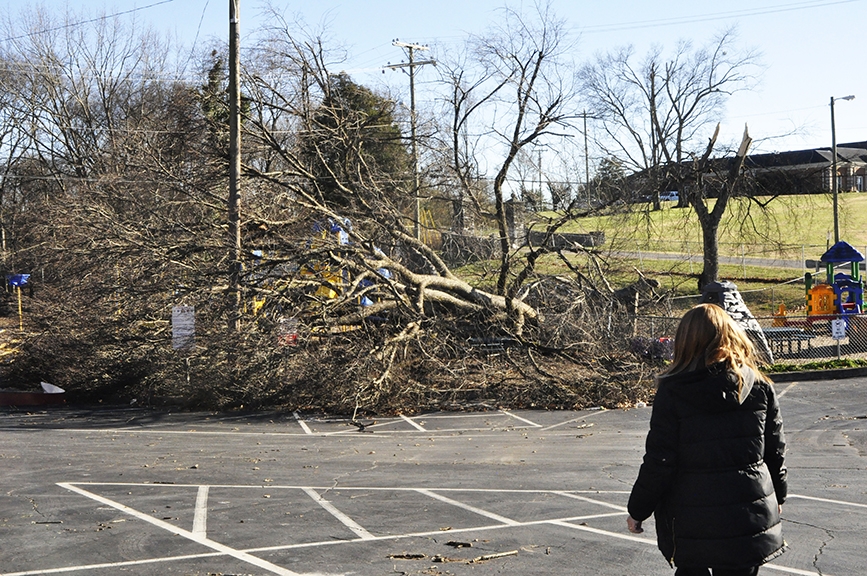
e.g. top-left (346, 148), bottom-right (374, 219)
top-left (1, 375), bottom-right (865, 576)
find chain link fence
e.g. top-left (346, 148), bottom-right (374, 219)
top-left (635, 313), bottom-right (867, 365)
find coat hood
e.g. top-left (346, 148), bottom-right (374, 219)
top-left (659, 363), bottom-right (758, 411)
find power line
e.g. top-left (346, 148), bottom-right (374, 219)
top-left (0, 64), bottom-right (201, 86)
top-left (575, 0), bottom-right (861, 33)
top-left (0, 0), bottom-right (177, 43)
top-left (181, 0), bottom-right (212, 73)
top-left (0, 170), bottom-right (594, 190)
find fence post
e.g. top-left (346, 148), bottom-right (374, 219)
top-left (838, 326), bottom-right (842, 361)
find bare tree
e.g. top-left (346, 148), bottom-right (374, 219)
top-left (0, 5), bottom-right (236, 399)
top-left (580, 28), bottom-right (760, 288)
top-left (690, 124), bottom-right (753, 288)
top-left (243, 12), bottom-right (544, 310)
top-left (431, 51), bottom-right (499, 233)
top-left (0, 51), bottom-right (32, 271)
top-left (434, 2), bottom-right (581, 300)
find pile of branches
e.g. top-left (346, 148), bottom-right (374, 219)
top-left (0, 253), bottom-right (663, 415)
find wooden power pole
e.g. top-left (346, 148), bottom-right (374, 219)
top-left (228, 0), bottom-right (242, 331)
top-left (386, 41), bottom-right (435, 240)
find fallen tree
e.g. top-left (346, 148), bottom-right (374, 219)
top-left (0, 5), bottom-right (667, 414)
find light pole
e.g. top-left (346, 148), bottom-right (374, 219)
top-left (831, 94), bottom-right (855, 243)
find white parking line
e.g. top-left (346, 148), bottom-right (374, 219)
top-left (787, 493), bottom-right (867, 509)
top-left (499, 409), bottom-right (542, 427)
top-left (56, 483), bottom-right (301, 576)
top-left (540, 409), bottom-right (609, 431)
top-left (776, 381), bottom-right (799, 398)
top-left (52, 413), bottom-right (563, 437)
top-left (764, 564), bottom-right (833, 576)
top-left (35, 484), bottom-right (834, 576)
top-left (61, 481), bottom-right (630, 494)
top-left (302, 487), bottom-right (375, 540)
top-left (61, 428), bottom-right (316, 437)
top-left (399, 414), bottom-right (426, 431)
top-left (321, 426), bottom-right (545, 437)
top-left (0, 551), bottom-right (226, 576)
top-left (414, 489), bottom-right (520, 525)
top-left (192, 485), bottom-right (209, 536)
top-left (247, 511), bottom-right (628, 553)
top-left (553, 491), bottom-right (628, 511)
top-left (549, 520), bottom-right (829, 576)
top-left (293, 411), bottom-right (313, 435)
top-left (1, 511), bottom-right (625, 576)
top-left (550, 518), bottom-right (654, 544)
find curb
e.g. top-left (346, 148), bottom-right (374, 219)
top-left (768, 366), bottom-right (867, 383)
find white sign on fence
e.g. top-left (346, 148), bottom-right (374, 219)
top-left (172, 305), bottom-right (195, 350)
top-left (831, 318), bottom-right (847, 340)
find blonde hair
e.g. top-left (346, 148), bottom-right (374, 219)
top-left (663, 304), bottom-right (767, 386)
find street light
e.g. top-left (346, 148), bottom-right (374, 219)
top-left (831, 94), bottom-right (855, 243)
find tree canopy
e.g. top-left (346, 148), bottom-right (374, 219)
top-left (300, 73), bottom-right (412, 211)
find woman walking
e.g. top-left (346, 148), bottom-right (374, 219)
top-left (627, 304), bottom-right (787, 575)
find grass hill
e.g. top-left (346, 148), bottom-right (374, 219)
top-left (551, 193), bottom-right (867, 259)
top-left (530, 193), bottom-right (867, 315)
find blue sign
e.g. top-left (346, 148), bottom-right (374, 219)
top-left (7, 274), bottom-right (30, 287)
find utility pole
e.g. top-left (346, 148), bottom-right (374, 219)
top-left (228, 0), bottom-right (242, 331)
top-left (386, 40), bottom-right (436, 240)
top-left (583, 111), bottom-right (590, 207)
top-left (538, 148), bottom-right (543, 209)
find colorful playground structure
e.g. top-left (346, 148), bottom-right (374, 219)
top-left (774, 240), bottom-right (866, 331)
top-left (300, 217), bottom-right (392, 308)
top-left (806, 240), bottom-right (865, 322)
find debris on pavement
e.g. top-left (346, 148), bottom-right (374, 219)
top-left (469, 550), bottom-right (518, 563)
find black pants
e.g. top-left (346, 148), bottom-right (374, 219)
top-left (675, 567), bottom-right (760, 576)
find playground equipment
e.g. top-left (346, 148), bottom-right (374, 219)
top-left (805, 240), bottom-right (865, 324)
top-left (302, 218), bottom-right (352, 300)
top-left (301, 217), bottom-right (391, 309)
top-left (766, 241), bottom-right (867, 355)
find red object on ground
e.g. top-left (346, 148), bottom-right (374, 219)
top-left (0, 389), bottom-right (66, 406)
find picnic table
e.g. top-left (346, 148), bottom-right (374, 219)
top-left (762, 326), bottom-right (816, 355)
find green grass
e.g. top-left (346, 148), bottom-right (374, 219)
top-left (532, 252), bottom-right (806, 316)
top-left (452, 250), bottom-right (807, 316)
top-left (525, 193), bottom-right (867, 315)
top-left (765, 358), bottom-right (867, 373)
top-left (540, 193), bottom-right (867, 259)
top-left (452, 194), bottom-right (867, 317)
top-left (497, 193), bottom-right (867, 373)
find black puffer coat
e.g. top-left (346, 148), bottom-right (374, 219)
top-left (627, 363), bottom-right (787, 569)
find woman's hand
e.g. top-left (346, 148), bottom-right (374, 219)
top-left (627, 515), bottom-right (644, 534)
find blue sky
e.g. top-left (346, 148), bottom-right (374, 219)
top-left (4, 0), bottom-right (866, 158)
